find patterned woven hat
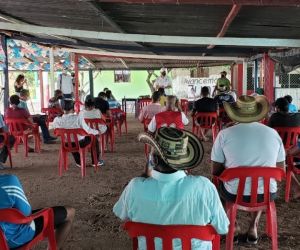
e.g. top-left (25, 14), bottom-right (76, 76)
top-left (138, 127), bottom-right (204, 170)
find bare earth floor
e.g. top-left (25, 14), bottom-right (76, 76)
top-left (4, 116), bottom-right (300, 250)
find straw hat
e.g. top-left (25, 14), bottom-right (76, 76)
top-left (138, 127), bottom-right (204, 170)
top-left (223, 95), bottom-right (269, 123)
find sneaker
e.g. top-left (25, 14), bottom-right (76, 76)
top-left (92, 160), bottom-right (105, 167)
top-left (47, 136), bottom-right (57, 141)
top-left (75, 163), bottom-right (81, 168)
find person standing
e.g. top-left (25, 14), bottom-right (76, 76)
top-left (14, 74), bottom-right (26, 95)
top-left (213, 71), bottom-right (231, 96)
top-left (58, 72), bottom-right (74, 108)
top-left (153, 68), bottom-right (172, 96)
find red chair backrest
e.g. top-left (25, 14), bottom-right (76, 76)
top-left (85, 118), bottom-right (106, 131)
top-left (5, 118), bottom-right (32, 136)
top-left (219, 167), bottom-right (285, 208)
top-left (0, 208), bottom-right (56, 250)
top-left (54, 128), bottom-right (89, 152)
top-left (218, 108), bottom-right (231, 123)
top-left (274, 127), bottom-right (300, 150)
top-left (139, 98), bottom-right (152, 110)
top-left (193, 112), bottom-right (218, 128)
top-left (155, 111), bottom-right (184, 130)
top-left (42, 108), bottom-right (63, 121)
top-left (123, 221), bottom-right (220, 250)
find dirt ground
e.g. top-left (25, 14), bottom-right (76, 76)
top-left (3, 115), bottom-right (300, 250)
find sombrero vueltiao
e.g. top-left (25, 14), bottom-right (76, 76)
top-left (223, 95), bottom-right (269, 123)
top-left (138, 127), bottom-right (204, 170)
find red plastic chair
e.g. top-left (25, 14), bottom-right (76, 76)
top-left (5, 118), bottom-right (41, 157)
top-left (138, 98), bottom-right (152, 116)
top-left (218, 167), bottom-right (285, 250)
top-left (0, 132), bottom-right (13, 168)
top-left (180, 99), bottom-right (189, 115)
top-left (274, 127), bottom-right (300, 202)
top-left (85, 118), bottom-right (107, 158)
top-left (54, 128), bottom-right (97, 177)
top-left (0, 208), bottom-right (57, 250)
top-left (41, 107), bottom-right (63, 128)
top-left (217, 108), bottom-right (232, 130)
top-left (110, 108), bottom-right (128, 136)
top-left (192, 112), bottom-right (218, 142)
top-left (123, 221), bottom-right (220, 250)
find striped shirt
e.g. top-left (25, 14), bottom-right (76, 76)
top-left (0, 175), bottom-right (35, 248)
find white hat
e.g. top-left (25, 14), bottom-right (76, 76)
top-left (160, 68), bottom-right (167, 73)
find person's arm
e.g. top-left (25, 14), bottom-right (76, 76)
top-left (181, 112), bottom-right (189, 126)
top-left (80, 116), bottom-right (99, 135)
top-left (211, 132), bottom-right (226, 176)
top-left (276, 161), bottom-right (286, 172)
top-left (147, 116), bottom-right (156, 133)
top-left (138, 106), bottom-right (146, 122)
top-left (211, 161), bottom-right (225, 176)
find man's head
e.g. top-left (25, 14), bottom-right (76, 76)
top-left (275, 97), bottom-right (289, 113)
top-left (201, 86), bottom-right (210, 97)
top-left (220, 71), bottom-right (227, 78)
top-left (284, 95), bottom-right (293, 104)
top-left (152, 91), bottom-right (161, 103)
top-left (98, 92), bottom-right (107, 100)
top-left (19, 89), bottom-right (30, 101)
top-left (160, 68), bottom-right (167, 77)
top-left (103, 87), bottom-right (109, 92)
top-left (63, 100), bottom-right (75, 113)
top-left (54, 89), bottom-right (63, 99)
top-left (106, 90), bottom-right (112, 99)
top-left (165, 95), bottom-right (177, 111)
top-left (10, 95), bottom-right (20, 107)
top-left (85, 98), bottom-right (95, 110)
top-left (158, 87), bottom-right (165, 96)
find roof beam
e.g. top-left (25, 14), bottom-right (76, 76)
top-left (95, 0), bottom-right (300, 6)
top-left (1, 22), bottom-right (300, 48)
top-left (207, 4), bottom-right (241, 49)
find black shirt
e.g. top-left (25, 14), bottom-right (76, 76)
top-left (193, 97), bottom-right (217, 113)
top-left (94, 97), bottom-right (109, 115)
top-left (214, 93), bottom-right (235, 108)
top-left (268, 112), bottom-right (300, 128)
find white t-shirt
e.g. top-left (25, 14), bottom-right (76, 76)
top-left (148, 112), bottom-right (189, 133)
top-left (58, 74), bottom-right (73, 95)
top-left (211, 122), bottom-right (285, 195)
top-left (154, 76), bottom-right (172, 95)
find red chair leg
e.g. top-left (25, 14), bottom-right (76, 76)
top-left (285, 169), bottom-right (292, 202)
top-left (226, 204), bottom-right (237, 250)
top-left (213, 234), bottom-right (220, 250)
top-left (269, 203), bottom-right (278, 250)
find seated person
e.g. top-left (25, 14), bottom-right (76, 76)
top-left (268, 97), bottom-right (300, 128)
top-left (158, 87), bottom-right (167, 107)
top-left (0, 114), bottom-right (15, 169)
top-left (148, 95), bottom-right (189, 133)
top-left (94, 92), bottom-right (111, 117)
top-left (106, 90), bottom-right (120, 109)
top-left (211, 95), bottom-right (285, 243)
top-left (213, 85), bottom-right (235, 109)
top-left (53, 100), bottom-right (105, 167)
top-left (113, 127), bottom-right (229, 249)
top-left (80, 98), bottom-right (102, 119)
top-left (284, 95), bottom-right (298, 113)
top-left (191, 86), bottom-right (218, 142)
top-left (48, 89), bottom-right (63, 111)
top-left (0, 174), bottom-right (75, 249)
top-left (5, 95), bottom-right (56, 144)
top-left (138, 91), bottom-right (163, 122)
top-left (286, 143), bottom-right (300, 199)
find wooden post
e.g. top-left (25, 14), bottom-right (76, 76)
top-left (74, 53), bottom-right (80, 113)
top-left (39, 70), bottom-right (44, 110)
top-left (89, 69), bottom-right (94, 98)
top-left (263, 53), bottom-right (275, 103)
top-left (49, 47), bottom-right (55, 94)
top-left (1, 35), bottom-right (9, 109)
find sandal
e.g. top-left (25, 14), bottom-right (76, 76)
top-left (247, 234), bottom-right (259, 244)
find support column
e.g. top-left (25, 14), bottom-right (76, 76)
top-left (49, 47), bottom-right (55, 94)
top-left (43, 71), bottom-right (50, 108)
top-left (263, 53), bottom-right (275, 103)
top-left (74, 53), bottom-right (80, 113)
top-left (1, 35), bottom-right (9, 109)
top-left (237, 63), bottom-right (243, 97)
top-left (89, 69), bottom-right (94, 98)
top-left (39, 70), bottom-right (44, 110)
top-left (254, 59), bottom-right (258, 92)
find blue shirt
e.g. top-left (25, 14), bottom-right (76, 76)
top-left (0, 115), bottom-right (5, 129)
top-left (113, 170), bottom-right (229, 250)
top-left (0, 175), bottom-right (35, 248)
top-left (288, 103), bottom-right (298, 113)
top-left (108, 99), bottom-right (121, 109)
top-left (18, 100), bottom-right (29, 113)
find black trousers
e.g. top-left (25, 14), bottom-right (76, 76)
top-left (0, 134), bottom-right (15, 163)
top-left (32, 115), bottom-right (51, 141)
top-left (71, 136), bottom-right (100, 165)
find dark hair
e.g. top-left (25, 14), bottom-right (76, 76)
top-left (275, 97), bottom-right (289, 112)
top-left (54, 89), bottom-right (62, 98)
top-left (103, 87), bottom-right (109, 92)
top-left (63, 100), bottom-right (74, 111)
top-left (20, 89), bottom-right (29, 97)
top-left (106, 90), bottom-right (112, 99)
top-left (152, 91), bottom-right (161, 102)
top-left (201, 86), bottom-right (209, 96)
top-left (10, 95), bottom-right (20, 105)
top-left (153, 153), bottom-right (176, 174)
top-left (85, 98), bottom-right (95, 108)
top-left (284, 95), bottom-right (293, 104)
top-left (15, 74), bottom-right (24, 83)
top-left (158, 87), bottom-right (165, 95)
top-left (98, 92), bottom-right (106, 98)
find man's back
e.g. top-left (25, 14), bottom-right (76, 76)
top-left (94, 97), bottom-right (109, 115)
top-left (113, 171), bottom-right (228, 250)
top-left (138, 103), bottom-right (163, 121)
top-left (268, 112), bottom-right (300, 128)
top-left (214, 93), bottom-right (235, 108)
top-left (212, 122), bottom-right (285, 194)
top-left (5, 107), bottom-right (30, 120)
top-left (193, 97), bottom-right (217, 113)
